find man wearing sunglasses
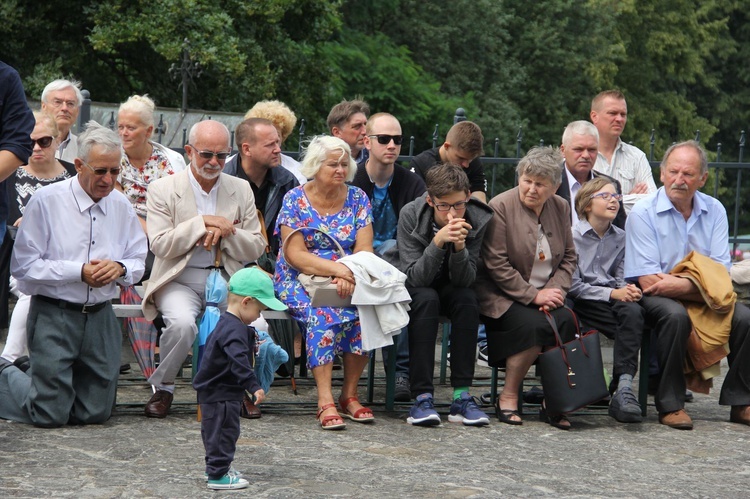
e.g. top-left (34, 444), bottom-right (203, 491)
top-left (141, 120), bottom-right (266, 418)
top-left (384, 163), bottom-right (493, 426)
top-left (40, 79), bottom-right (83, 163)
top-left (351, 113), bottom-right (426, 402)
top-left (557, 120), bottom-right (626, 230)
top-left (327, 99), bottom-right (370, 167)
top-left (1, 122), bottom-right (147, 427)
top-left (409, 121), bottom-right (487, 203)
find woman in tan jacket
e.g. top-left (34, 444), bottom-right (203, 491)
top-left (475, 146), bottom-right (578, 429)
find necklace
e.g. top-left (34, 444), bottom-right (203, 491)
top-left (537, 224), bottom-right (546, 261)
top-left (315, 184), bottom-right (343, 216)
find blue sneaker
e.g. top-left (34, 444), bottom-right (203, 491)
top-left (407, 393), bottom-right (441, 426)
top-left (448, 392), bottom-right (490, 426)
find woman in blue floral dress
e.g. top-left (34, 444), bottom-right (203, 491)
top-left (275, 136), bottom-right (374, 430)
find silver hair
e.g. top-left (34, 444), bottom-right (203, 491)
top-left (300, 135), bottom-right (356, 182)
top-left (41, 79), bottom-right (83, 107)
top-left (516, 146), bottom-right (564, 186)
top-left (661, 140), bottom-right (708, 175)
top-left (562, 120), bottom-right (599, 146)
top-left (77, 121), bottom-right (121, 161)
top-left (118, 94), bottom-right (156, 132)
top-left (187, 120), bottom-right (231, 147)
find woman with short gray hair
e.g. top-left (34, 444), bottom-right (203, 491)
top-left (474, 146), bottom-right (578, 429)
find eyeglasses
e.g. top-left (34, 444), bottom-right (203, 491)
top-left (82, 161), bottom-right (121, 176)
top-left (432, 198), bottom-right (470, 211)
top-left (187, 144), bottom-right (231, 161)
top-left (49, 98), bottom-right (78, 109)
top-left (590, 192), bottom-right (623, 202)
top-left (31, 136), bottom-right (54, 148)
top-left (368, 134), bottom-right (403, 146)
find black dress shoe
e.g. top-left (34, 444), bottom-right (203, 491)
top-left (145, 390), bottom-right (174, 418)
top-left (240, 394), bottom-right (261, 419)
top-left (119, 363), bottom-right (131, 374)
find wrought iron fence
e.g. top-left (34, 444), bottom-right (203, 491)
top-left (78, 98), bottom-right (750, 255)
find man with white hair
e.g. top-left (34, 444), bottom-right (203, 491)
top-left (41, 79), bottom-right (83, 163)
top-left (0, 122), bottom-right (147, 427)
top-left (141, 120), bottom-right (266, 418)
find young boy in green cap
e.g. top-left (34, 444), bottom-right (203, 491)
top-left (193, 267), bottom-right (287, 490)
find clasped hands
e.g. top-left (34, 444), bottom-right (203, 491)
top-left (82, 259), bottom-right (123, 287)
top-left (331, 262), bottom-right (356, 298)
top-left (435, 214), bottom-right (472, 250)
top-left (533, 288), bottom-right (565, 312)
top-left (199, 215), bottom-right (237, 250)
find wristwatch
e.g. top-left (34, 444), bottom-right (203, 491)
top-left (115, 261), bottom-right (127, 278)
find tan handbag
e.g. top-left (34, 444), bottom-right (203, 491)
top-left (281, 227), bottom-right (352, 307)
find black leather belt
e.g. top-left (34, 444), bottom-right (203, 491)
top-left (36, 295), bottom-right (108, 314)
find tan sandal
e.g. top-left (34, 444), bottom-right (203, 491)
top-left (317, 403), bottom-right (346, 430)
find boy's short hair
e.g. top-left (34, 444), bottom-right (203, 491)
top-left (574, 177), bottom-right (615, 220)
top-left (425, 163), bottom-right (470, 199)
top-left (228, 268), bottom-right (287, 311)
top-left (445, 121), bottom-right (484, 157)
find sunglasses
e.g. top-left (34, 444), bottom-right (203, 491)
top-left (31, 136), bottom-right (54, 149)
top-left (82, 161), bottom-right (121, 176)
top-left (432, 199), bottom-right (470, 212)
top-left (368, 134), bottom-right (403, 146)
top-left (590, 192), bottom-right (623, 202)
top-left (188, 144), bottom-right (231, 160)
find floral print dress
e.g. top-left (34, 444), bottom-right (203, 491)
top-left (118, 142), bottom-right (178, 218)
top-left (274, 185), bottom-right (372, 367)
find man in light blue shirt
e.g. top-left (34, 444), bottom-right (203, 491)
top-left (625, 140), bottom-right (750, 430)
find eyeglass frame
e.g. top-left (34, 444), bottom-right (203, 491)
top-left (589, 192), bottom-right (623, 202)
top-left (431, 197), bottom-right (471, 212)
top-left (81, 161), bottom-right (121, 177)
top-left (368, 134), bottom-right (404, 146)
top-left (186, 144), bottom-right (232, 161)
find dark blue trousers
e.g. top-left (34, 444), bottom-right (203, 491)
top-left (200, 400), bottom-right (242, 479)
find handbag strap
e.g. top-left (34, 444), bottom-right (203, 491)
top-left (280, 226), bottom-right (347, 272)
top-left (256, 209), bottom-right (272, 255)
top-left (544, 306), bottom-right (591, 357)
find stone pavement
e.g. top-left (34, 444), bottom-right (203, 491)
top-left (1, 336), bottom-right (749, 498)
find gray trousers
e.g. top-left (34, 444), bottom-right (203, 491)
top-left (0, 297), bottom-right (120, 427)
top-left (149, 268), bottom-right (227, 387)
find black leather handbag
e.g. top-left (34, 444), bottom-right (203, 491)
top-left (538, 308), bottom-right (609, 415)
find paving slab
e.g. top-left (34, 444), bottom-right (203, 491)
top-left (1, 337), bottom-right (749, 498)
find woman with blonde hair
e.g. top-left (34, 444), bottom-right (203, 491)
top-left (274, 135), bottom-right (374, 430)
top-left (0, 111), bottom-right (77, 365)
top-left (116, 94), bottom-right (186, 234)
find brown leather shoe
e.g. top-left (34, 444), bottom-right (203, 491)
top-left (659, 409), bottom-right (693, 430)
top-left (145, 390), bottom-right (173, 418)
top-left (241, 394), bottom-right (261, 419)
top-left (730, 405), bottom-right (750, 426)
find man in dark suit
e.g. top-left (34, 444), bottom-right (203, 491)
top-left (556, 120), bottom-right (626, 230)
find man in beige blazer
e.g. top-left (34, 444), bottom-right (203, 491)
top-left (141, 120), bottom-right (266, 418)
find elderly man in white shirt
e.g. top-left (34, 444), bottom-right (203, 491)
top-left (0, 122), bottom-right (147, 427)
top-left (590, 90), bottom-right (657, 214)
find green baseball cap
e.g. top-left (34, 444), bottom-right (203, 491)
top-left (228, 267), bottom-right (287, 311)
